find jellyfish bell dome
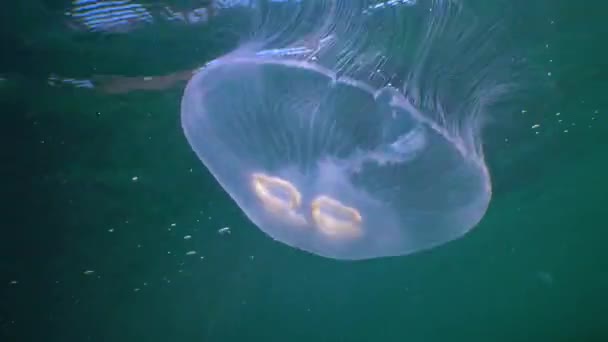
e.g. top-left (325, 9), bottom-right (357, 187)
top-left (182, 56), bottom-right (490, 260)
top-left (182, 0), bottom-right (520, 260)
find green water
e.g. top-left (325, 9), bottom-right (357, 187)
top-left (2, 1), bottom-right (607, 341)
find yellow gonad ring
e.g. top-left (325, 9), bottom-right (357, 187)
top-left (251, 173), bottom-right (302, 212)
top-left (311, 195), bottom-right (363, 239)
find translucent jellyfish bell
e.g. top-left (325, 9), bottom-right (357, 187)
top-left (182, 56), bottom-right (490, 260)
top-left (181, 0), bottom-right (524, 260)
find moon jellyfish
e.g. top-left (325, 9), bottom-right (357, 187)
top-left (182, 0), bottom-right (526, 260)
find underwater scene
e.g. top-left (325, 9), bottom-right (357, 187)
top-left (2, 0), bottom-right (607, 341)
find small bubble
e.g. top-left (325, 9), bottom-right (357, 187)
top-left (184, 235), bottom-right (192, 240)
top-left (9, 280), bottom-right (18, 285)
top-left (218, 227), bottom-right (231, 235)
top-left (186, 250), bottom-right (197, 256)
top-left (83, 270), bottom-right (95, 275)
top-left (108, 228), bottom-right (114, 233)
top-left (131, 176), bottom-right (139, 182)
top-left (531, 124), bottom-right (540, 129)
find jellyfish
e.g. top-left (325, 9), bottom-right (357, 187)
top-left (181, 0), bottom-right (526, 260)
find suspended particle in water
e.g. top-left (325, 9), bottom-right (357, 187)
top-left (218, 227), bottom-right (231, 235)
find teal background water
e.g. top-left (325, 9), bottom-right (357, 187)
top-left (2, 1), bottom-right (607, 341)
